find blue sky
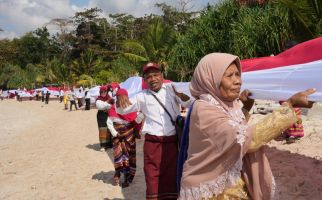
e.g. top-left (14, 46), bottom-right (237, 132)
top-left (70, 0), bottom-right (89, 7)
top-left (0, 0), bottom-right (219, 39)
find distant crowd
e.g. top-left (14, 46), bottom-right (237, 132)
top-left (0, 86), bottom-right (94, 111)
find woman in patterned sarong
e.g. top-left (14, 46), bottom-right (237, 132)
top-left (96, 86), bottom-right (113, 149)
top-left (109, 88), bottom-right (143, 188)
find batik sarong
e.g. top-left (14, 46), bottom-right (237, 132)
top-left (97, 110), bottom-right (112, 148)
top-left (112, 123), bottom-right (136, 183)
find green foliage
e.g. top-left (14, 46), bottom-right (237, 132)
top-left (168, 1), bottom-right (241, 81)
top-left (273, 0), bottom-right (316, 40)
top-left (0, 39), bottom-right (18, 65)
top-left (12, 27), bottom-right (60, 68)
top-left (44, 58), bottom-right (71, 84)
top-left (168, 0), bottom-right (293, 81)
top-left (0, 64), bottom-right (30, 89)
top-left (95, 70), bottom-right (119, 84)
top-left (77, 74), bottom-right (95, 87)
top-left (121, 18), bottom-right (176, 76)
top-left (231, 4), bottom-right (291, 58)
top-left (0, 1), bottom-right (321, 89)
top-left (156, 2), bottom-right (197, 33)
top-left (110, 56), bottom-right (139, 80)
top-left (71, 49), bottom-right (105, 77)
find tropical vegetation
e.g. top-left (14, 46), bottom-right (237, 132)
top-left (0, 0), bottom-right (321, 88)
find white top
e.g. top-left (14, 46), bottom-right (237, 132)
top-left (59, 90), bottom-right (64, 96)
top-left (116, 83), bottom-right (193, 136)
top-left (96, 99), bottom-right (112, 111)
top-left (68, 91), bottom-right (75, 101)
top-left (85, 91), bottom-right (91, 99)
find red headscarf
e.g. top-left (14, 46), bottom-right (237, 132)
top-left (96, 85), bottom-right (111, 102)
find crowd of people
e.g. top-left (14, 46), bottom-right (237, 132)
top-left (0, 52), bottom-right (316, 200)
top-left (0, 86), bottom-right (93, 112)
top-left (96, 54), bottom-right (315, 200)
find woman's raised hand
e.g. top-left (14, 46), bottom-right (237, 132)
top-left (239, 89), bottom-right (254, 112)
top-left (287, 88), bottom-right (316, 108)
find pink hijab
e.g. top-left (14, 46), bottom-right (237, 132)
top-left (180, 53), bottom-right (274, 200)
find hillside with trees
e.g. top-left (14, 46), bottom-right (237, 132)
top-left (0, 0), bottom-right (321, 88)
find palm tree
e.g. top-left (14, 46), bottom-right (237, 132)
top-left (308, 0), bottom-right (322, 34)
top-left (122, 18), bottom-right (176, 75)
top-left (25, 63), bottom-right (43, 88)
top-left (273, 0), bottom-right (319, 41)
top-left (71, 49), bottom-right (103, 77)
top-left (77, 74), bottom-right (95, 87)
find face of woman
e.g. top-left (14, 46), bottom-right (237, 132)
top-left (100, 90), bottom-right (107, 97)
top-left (219, 63), bottom-right (242, 102)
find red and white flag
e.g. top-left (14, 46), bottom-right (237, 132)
top-left (241, 37), bottom-right (322, 101)
top-left (119, 37), bottom-right (322, 102)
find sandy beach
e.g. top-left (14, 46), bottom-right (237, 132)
top-left (0, 99), bottom-right (321, 200)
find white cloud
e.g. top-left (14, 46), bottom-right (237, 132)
top-left (88, 0), bottom-right (208, 18)
top-left (0, 0), bottom-right (218, 39)
top-left (0, 0), bottom-right (82, 38)
top-left (0, 31), bottom-right (17, 40)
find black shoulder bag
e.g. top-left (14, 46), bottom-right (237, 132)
top-left (149, 92), bottom-right (185, 148)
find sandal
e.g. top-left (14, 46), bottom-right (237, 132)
top-left (121, 180), bottom-right (130, 188)
top-left (112, 176), bottom-right (120, 186)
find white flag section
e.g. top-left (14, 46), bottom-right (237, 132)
top-left (242, 59), bottom-right (322, 102)
top-left (110, 58), bottom-right (322, 102)
top-left (119, 76), bottom-right (192, 98)
top-left (120, 76), bottom-right (143, 98)
top-left (172, 82), bottom-right (191, 97)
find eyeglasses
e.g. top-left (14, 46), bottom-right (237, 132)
top-left (101, 91), bottom-right (107, 93)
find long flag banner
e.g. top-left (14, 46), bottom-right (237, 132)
top-left (241, 37), bottom-right (322, 101)
top-left (119, 37), bottom-right (322, 102)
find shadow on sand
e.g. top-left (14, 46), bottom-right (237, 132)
top-left (86, 143), bottom-right (102, 151)
top-left (89, 140), bottom-right (322, 200)
top-left (92, 170), bottom-right (115, 185)
top-left (91, 140), bottom-right (146, 200)
top-left (266, 146), bottom-right (322, 200)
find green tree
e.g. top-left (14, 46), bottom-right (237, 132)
top-left (12, 27), bottom-right (60, 68)
top-left (95, 70), bottom-right (119, 84)
top-left (71, 49), bottom-right (104, 77)
top-left (168, 0), bottom-right (293, 81)
top-left (122, 18), bottom-right (176, 75)
top-left (25, 63), bottom-right (43, 88)
top-left (77, 74), bottom-right (95, 87)
top-left (273, 0), bottom-right (322, 41)
top-left (47, 18), bottom-right (75, 62)
top-left (0, 64), bottom-right (28, 89)
top-left (156, 2), bottom-right (197, 33)
top-left (0, 39), bottom-right (19, 66)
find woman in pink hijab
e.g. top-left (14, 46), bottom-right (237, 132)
top-left (178, 53), bottom-right (315, 200)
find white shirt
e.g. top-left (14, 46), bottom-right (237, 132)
top-left (68, 91), bottom-right (75, 101)
top-left (85, 91), bottom-right (91, 99)
top-left (59, 90), bottom-right (64, 96)
top-left (95, 99), bottom-right (112, 111)
top-left (116, 83), bottom-right (193, 136)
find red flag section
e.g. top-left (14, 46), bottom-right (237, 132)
top-left (241, 37), bottom-right (322, 72)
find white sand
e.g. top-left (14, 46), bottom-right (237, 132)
top-left (0, 99), bottom-right (321, 200)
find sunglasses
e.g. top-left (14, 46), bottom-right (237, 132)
top-left (101, 91), bottom-right (107, 93)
